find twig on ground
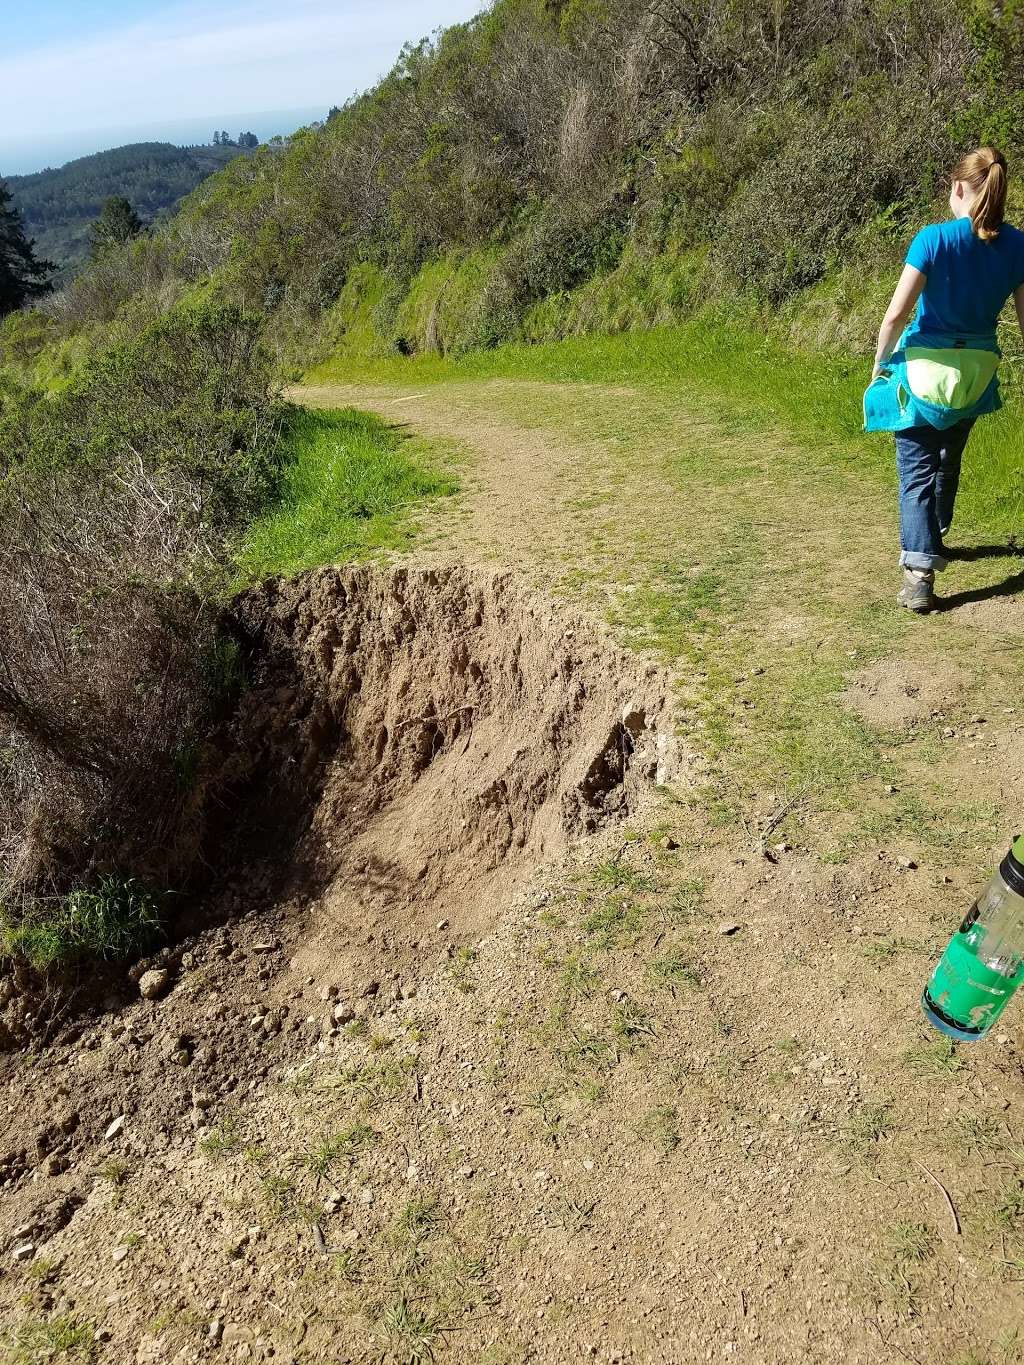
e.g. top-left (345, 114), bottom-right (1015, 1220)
top-left (911, 1156), bottom-right (961, 1236)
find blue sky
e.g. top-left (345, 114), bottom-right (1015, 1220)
top-left (1, 0), bottom-right (488, 175)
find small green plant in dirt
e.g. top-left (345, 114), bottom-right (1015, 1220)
top-left (447, 946), bottom-right (479, 994)
top-left (582, 895), bottom-right (647, 948)
top-left (887, 1222), bottom-right (935, 1264)
top-left (1, 878), bottom-right (165, 970)
top-left (842, 1101), bottom-right (895, 1155)
top-left (304, 1122), bottom-right (378, 1178)
top-left (588, 860), bottom-right (655, 893)
top-left (557, 1027), bottom-right (617, 1078)
top-left (559, 954), bottom-right (601, 998)
top-left (949, 1112), bottom-right (1003, 1153)
top-left (993, 1174), bottom-right (1024, 1239)
top-left (3, 1316), bottom-right (96, 1362)
top-left (611, 997), bottom-right (656, 1052)
top-left (199, 1118), bottom-right (242, 1158)
top-left (259, 1170), bottom-right (316, 1224)
top-left (865, 1221), bottom-right (936, 1321)
top-left (904, 1037), bottom-right (964, 1078)
top-left (319, 1054), bottom-right (418, 1109)
top-left (374, 1295), bottom-right (443, 1365)
top-left (638, 1104), bottom-right (681, 1155)
top-left (521, 1086), bottom-right (566, 1144)
top-left (774, 1036), bottom-right (803, 1056)
top-left (861, 935), bottom-right (923, 962)
top-left (667, 878), bottom-right (705, 922)
top-left (647, 946), bottom-right (701, 992)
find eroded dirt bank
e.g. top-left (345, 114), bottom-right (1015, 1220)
top-left (0, 564), bottom-right (681, 1361)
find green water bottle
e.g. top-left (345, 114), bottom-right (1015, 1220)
top-left (922, 836), bottom-right (1024, 1041)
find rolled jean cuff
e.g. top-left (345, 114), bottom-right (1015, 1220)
top-left (900, 549), bottom-right (947, 573)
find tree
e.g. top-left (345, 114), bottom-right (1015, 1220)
top-left (220, 130), bottom-right (233, 146)
top-left (87, 196), bottom-right (144, 258)
top-left (0, 180), bottom-right (54, 318)
top-left (238, 131), bottom-right (259, 149)
top-left (213, 131), bottom-right (221, 145)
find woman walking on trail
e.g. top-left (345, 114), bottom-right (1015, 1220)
top-left (866, 146), bottom-right (1024, 613)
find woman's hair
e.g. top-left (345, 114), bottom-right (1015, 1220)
top-left (953, 146), bottom-right (1008, 242)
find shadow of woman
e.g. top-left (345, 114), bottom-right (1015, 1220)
top-left (945, 542), bottom-right (1023, 562)
top-left (939, 565), bottom-right (1024, 610)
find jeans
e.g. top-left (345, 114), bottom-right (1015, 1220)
top-left (894, 419), bottom-right (975, 572)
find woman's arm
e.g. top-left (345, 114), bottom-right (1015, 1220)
top-left (1015, 284), bottom-right (1024, 340)
top-left (872, 265), bottom-right (927, 378)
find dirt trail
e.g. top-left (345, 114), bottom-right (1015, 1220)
top-left (293, 380), bottom-right (625, 585)
top-left (3, 377), bottom-right (1024, 1365)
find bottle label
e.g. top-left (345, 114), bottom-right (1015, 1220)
top-left (927, 932), bottom-right (1022, 1034)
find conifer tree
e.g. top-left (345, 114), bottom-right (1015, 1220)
top-left (0, 180), bottom-right (54, 318)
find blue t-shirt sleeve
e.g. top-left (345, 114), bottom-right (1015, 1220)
top-left (905, 225), bottom-right (936, 274)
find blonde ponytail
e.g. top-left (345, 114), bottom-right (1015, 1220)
top-left (953, 146), bottom-right (1008, 242)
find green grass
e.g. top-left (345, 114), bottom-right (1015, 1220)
top-left (0, 877), bottom-right (165, 970)
top-left (3, 1317), bottom-right (96, 1363)
top-left (234, 406), bottom-right (457, 584)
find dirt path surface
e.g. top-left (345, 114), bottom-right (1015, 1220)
top-left (4, 377), bottom-right (1024, 1365)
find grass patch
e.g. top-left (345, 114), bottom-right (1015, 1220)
top-left (2, 1317), bottom-right (96, 1363)
top-left (0, 878), bottom-right (165, 970)
top-left (904, 1038), bottom-right (964, 1078)
top-left (234, 406), bottom-right (457, 583)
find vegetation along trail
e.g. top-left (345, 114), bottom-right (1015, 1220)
top-left (5, 0), bottom-right (1024, 1358)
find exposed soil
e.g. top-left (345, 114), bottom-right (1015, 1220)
top-left (4, 387), bottom-right (1024, 1365)
top-left (842, 660), bottom-right (970, 731)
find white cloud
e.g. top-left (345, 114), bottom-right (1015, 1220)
top-left (1, 0), bottom-right (487, 134)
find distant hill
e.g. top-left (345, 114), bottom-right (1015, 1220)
top-left (5, 141), bottom-right (255, 279)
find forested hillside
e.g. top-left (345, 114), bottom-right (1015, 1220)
top-left (5, 140), bottom-right (254, 277)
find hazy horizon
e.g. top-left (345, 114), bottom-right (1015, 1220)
top-left (2, 107), bottom-right (327, 178)
top-left (2, 0), bottom-right (487, 178)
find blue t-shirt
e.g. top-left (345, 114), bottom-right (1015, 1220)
top-left (905, 215), bottom-right (1024, 345)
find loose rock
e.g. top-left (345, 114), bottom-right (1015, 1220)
top-left (138, 969), bottom-right (170, 1001)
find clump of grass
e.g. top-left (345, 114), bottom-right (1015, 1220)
top-left (319, 1054), bottom-right (418, 1109)
top-left (304, 1123), bottom-right (378, 1178)
top-left (582, 896), bottom-right (646, 948)
top-left (235, 407), bottom-right (457, 583)
top-left (559, 954), bottom-right (601, 998)
top-left (3, 1317), bottom-right (96, 1362)
top-left (259, 1170), bottom-right (316, 1224)
top-left (638, 1104), bottom-right (680, 1155)
top-left (0, 877), bottom-right (165, 970)
top-left (904, 1038), bottom-right (964, 1078)
top-left (865, 1221), bottom-right (936, 1321)
top-left (447, 945), bottom-right (479, 994)
top-left (887, 1222), bottom-right (934, 1265)
top-left (647, 947), bottom-right (701, 991)
top-left (199, 1118), bottom-right (241, 1157)
top-left (948, 1112), bottom-right (1003, 1153)
top-left (668, 878), bottom-right (705, 921)
top-left (590, 860), bottom-right (654, 892)
top-left (842, 1101), bottom-right (895, 1154)
top-left (374, 1295), bottom-right (443, 1364)
top-left (611, 997), bottom-right (656, 1050)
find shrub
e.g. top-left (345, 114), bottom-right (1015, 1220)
top-left (0, 299), bottom-right (281, 926)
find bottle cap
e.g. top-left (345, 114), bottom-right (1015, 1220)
top-left (1001, 835), bottom-right (1024, 897)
